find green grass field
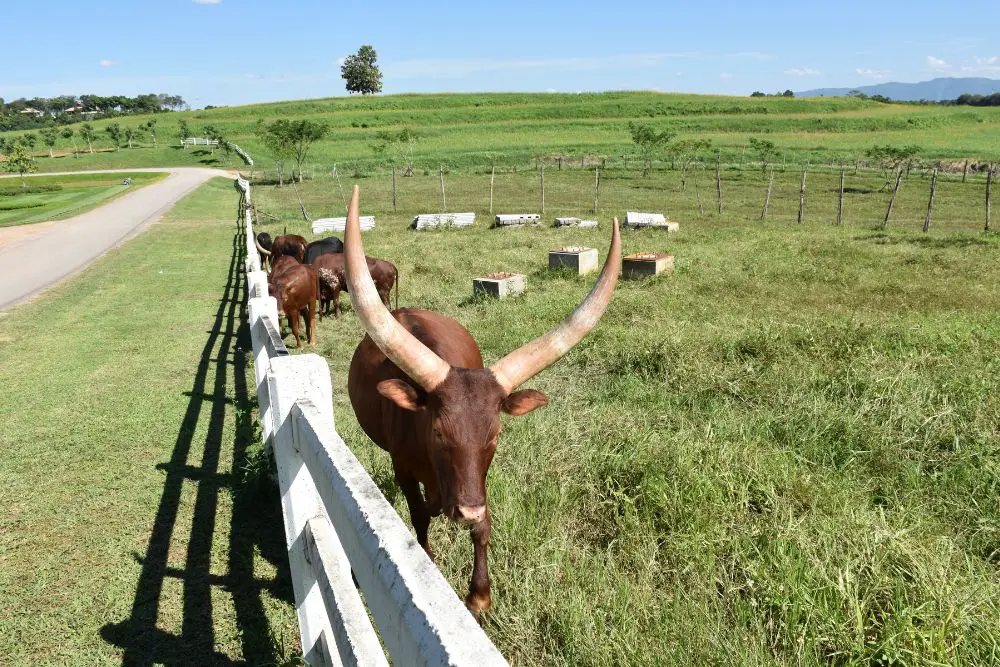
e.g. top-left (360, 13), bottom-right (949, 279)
top-left (0, 179), bottom-right (299, 665)
top-left (2, 92), bottom-right (999, 176)
top-left (252, 167), bottom-right (1000, 665)
top-left (1, 90), bottom-right (999, 665)
top-left (0, 172), bottom-right (165, 227)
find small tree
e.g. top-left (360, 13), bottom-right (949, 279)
top-left (256, 120), bottom-right (295, 186)
top-left (668, 138), bottom-right (712, 189)
top-left (203, 124), bottom-right (223, 155)
top-left (628, 122), bottom-right (675, 177)
top-left (124, 126), bottom-right (139, 149)
top-left (22, 133), bottom-right (38, 152)
top-left (40, 127), bottom-right (58, 158)
top-left (341, 45), bottom-right (383, 95)
top-left (286, 120), bottom-right (327, 182)
top-left (144, 118), bottom-right (158, 145)
top-left (80, 122), bottom-right (97, 153)
top-left (747, 137), bottom-right (779, 174)
top-left (61, 127), bottom-right (79, 157)
top-left (5, 143), bottom-right (37, 186)
top-left (866, 144), bottom-right (921, 186)
top-left (105, 123), bottom-right (123, 151)
top-left (178, 119), bottom-right (190, 148)
top-left (372, 127), bottom-right (417, 176)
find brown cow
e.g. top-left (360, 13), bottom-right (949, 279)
top-left (343, 186), bottom-right (620, 619)
top-left (267, 261), bottom-right (318, 347)
top-left (314, 252), bottom-right (397, 318)
top-left (271, 233), bottom-right (308, 264)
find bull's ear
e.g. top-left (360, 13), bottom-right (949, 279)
top-left (377, 379), bottom-right (426, 411)
top-left (502, 389), bottom-right (548, 416)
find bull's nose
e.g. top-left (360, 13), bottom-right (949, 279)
top-left (455, 504), bottom-right (486, 524)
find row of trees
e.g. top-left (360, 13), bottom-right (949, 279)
top-left (0, 119), bottom-right (160, 157)
top-left (0, 94), bottom-right (185, 132)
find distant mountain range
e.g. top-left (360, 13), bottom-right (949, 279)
top-left (796, 77), bottom-right (1000, 101)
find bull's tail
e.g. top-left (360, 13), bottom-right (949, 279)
top-left (394, 269), bottom-right (399, 312)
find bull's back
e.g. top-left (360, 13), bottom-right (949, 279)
top-left (347, 309), bottom-right (483, 451)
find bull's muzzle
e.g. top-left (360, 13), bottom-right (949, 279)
top-left (453, 504), bottom-right (486, 525)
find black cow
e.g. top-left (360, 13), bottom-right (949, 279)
top-left (305, 236), bottom-right (345, 265)
top-left (255, 232), bottom-right (273, 270)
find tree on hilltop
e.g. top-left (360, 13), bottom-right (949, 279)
top-left (79, 123), bottom-right (97, 153)
top-left (341, 45), bottom-right (383, 95)
top-left (40, 127), bottom-right (58, 157)
top-left (61, 127), bottom-right (79, 157)
top-left (105, 123), bottom-right (123, 151)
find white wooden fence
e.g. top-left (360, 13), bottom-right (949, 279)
top-left (235, 176), bottom-right (507, 667)
top-left (181, 137), bottom-right (219, 146)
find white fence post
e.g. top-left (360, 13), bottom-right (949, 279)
top-left (268, 355), bottom-right (338, 666)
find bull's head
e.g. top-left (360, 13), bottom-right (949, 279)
top-left (344, 186), bottom-right (621, 528)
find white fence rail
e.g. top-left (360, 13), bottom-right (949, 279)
top-left (235, 176), bottom-right (507, 666)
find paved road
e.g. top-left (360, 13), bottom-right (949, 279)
top-left (0, 167), bottom-right (233, 310)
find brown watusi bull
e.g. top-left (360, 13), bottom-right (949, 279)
top-left (313, 252), bottom-right (397, 318)
top-left (271, 233), bottom-right (308, 264)
top-left (267, 261), bottom-right (319, 347)
top-left (343, 186), bottom-right (620, 620)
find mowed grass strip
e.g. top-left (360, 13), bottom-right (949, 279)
top-left (0, 178), bottom-right (298, 665)
top-left (0, 171), bottom-right (166, 227)
top-left (255, 173), bottom-right (1000, 665)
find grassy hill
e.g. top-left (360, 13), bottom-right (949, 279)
top-left (3, 91), bottom-right (1000, 174)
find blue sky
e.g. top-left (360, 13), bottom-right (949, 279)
top-left (2, 0), bottom-right (997, 107)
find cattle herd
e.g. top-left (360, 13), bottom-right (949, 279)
top-left (254, 231), bottom-right (398, 346)
top-left (255, 190), bottom-right (621, 621)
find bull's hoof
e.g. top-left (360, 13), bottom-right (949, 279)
top-left (464, 591), bottom-right (491, 622)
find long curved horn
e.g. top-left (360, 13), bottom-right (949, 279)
top-left (490, 219), bottom-right (621, 394)
top-left (254, 238), bottom-right (272, 256)
top-left (343, 185), bottom-right (451, 391)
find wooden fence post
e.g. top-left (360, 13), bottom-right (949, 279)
top-left (923, 167), bottom-right (938, 233)
top-left (963, 160), bottom-right (969, 183)
top-left (557, 156), bottom-right (562, 171)
top-left (760, 168), bottom-right (774, 221)
top-left (837, 167), bottom-right (845, 226)
top-left (986, 166), bottom-right (994, 232)
top-left (489, 166), bottom-right (495, 215)
top-left (593, 167), bottom-right (600, 214)
top-left (540, 163), bottom-right (545, 214)
top-left (391, 165), bottom-right (397, 212)
top-left (439, 165), bottom-right (446, 211)
top-left (716, 152), bottom-right (723, 215)
top-left (883, 169), bottom-right (903, 229)
top-left (797, 164), bottom-right (808, 224)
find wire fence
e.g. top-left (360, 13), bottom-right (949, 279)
top-left (250, 161), bottom-right (996, 233)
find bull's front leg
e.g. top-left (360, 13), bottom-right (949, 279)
top-left (396, 471), bottom-right (433, 560)
top-left (289, 311), bottom-right (302, 347)
top-left (466, 510), bottom-right (492, 620)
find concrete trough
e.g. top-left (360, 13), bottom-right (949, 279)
top-left (412, 212), bottom-right (475, 230)
top-left (554, 217), bottom-right (599, 228)
top-left (472, 272), bottom-right (527, 299)
top-left (548, 247), bottom-right (599, 275)
top-left (622, 252), bottom-right (675, 279)
top-left (494, 213), bottom-right (541, 228)
top-left (624, 211), bottom-right (679, 231)
top-left (313, 216), bottom-right (375, 233)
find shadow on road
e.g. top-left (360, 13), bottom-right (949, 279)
top-left (101, 226), bottom-right (293, 665)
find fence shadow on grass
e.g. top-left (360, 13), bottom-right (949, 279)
top-left (100, 228), bottom-right (293, 666)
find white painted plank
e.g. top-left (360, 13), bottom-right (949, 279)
top-left (304, 518), bottom-right (390, 667)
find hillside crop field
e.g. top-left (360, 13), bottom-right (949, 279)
top-left (0, 172), bottom-right (165, 227)
top-left (250, 168), bottom-right (1000, 665)
top-left (2, 92), bottom-right (999, 175)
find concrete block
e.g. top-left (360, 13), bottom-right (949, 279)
top-left (548, 247), bottom-right (599, 275)
top-left (473, 273), bottom-right (527, 299)
top-left (622, 252), bottom-right (675, 279)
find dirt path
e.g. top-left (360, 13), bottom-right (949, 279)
top-left (0, 167), bottom-right (234, 310)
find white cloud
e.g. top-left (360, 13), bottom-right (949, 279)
top-left (192, 0), bottom-right (221, 4)
top-left (926, 55), bottom-right (950, 72)
top-left (99, 59), bottom-right (113, 67)
top-left (856, 68), bottom-right (891, 79)
top-left (784, 67), bottom-right (821, 76)
top-left (719, 73), bottom-right (732, 80)
top-left (963, 55), bottom-right (1000, 73)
